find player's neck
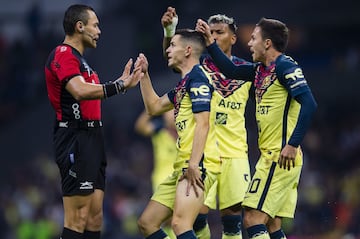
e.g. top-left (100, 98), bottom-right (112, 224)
top-left (264, 49), bottom-right (281, 66)
top-left (224, 49), bottom-right (232, 59)
top-left (180, 59), bottom-right (199, 78)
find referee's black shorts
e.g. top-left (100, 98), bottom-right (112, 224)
top-left (54, 126), bottom-right (107, 196)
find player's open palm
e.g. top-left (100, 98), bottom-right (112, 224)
top-left (136, 53), bottom-right (149, 74)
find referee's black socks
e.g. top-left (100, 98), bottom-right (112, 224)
top-left (84, 230), bottom-right (101, 239)
top-left (60, 227), bottom-right (82, 239)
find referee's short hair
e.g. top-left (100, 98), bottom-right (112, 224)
top-left (63, 4), bottom-right (95, 36)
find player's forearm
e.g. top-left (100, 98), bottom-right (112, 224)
top-left (189, 117), bottom-right (209, 167)
top-left (288, 91), bottom-right (317, 147)
top-left (162, 37), bottom-right (171, 59)
top-left (207, 42), bottom-right (255, 81)
top-left (140, 72), bottom-right (161, 115)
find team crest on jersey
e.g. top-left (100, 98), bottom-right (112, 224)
top-left (60, 46), bottom-right (68, 52)
top-left (254, 63), bottom-right (277, 103)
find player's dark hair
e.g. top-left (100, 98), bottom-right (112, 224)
top-left (256, 17), bottom-right (289, 52)
top-left (207, 14), bottom-right (238, 34)
top-left (174, 29), bottom-right (206, 53)
top-left (63, 4), bottom-right (94, 35)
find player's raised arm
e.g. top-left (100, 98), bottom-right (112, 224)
top-left (161, 6), bottom-right (178, 59)
top-left (196, 19), bottom-right (255, 81)
top-left (137, 53), bottom-right (173, 115)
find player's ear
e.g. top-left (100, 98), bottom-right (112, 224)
top-left (264, 38), bottom-right (271, 50)
top-left (231, 33), bottom-right (237, 45)
top-left (184, 45), bottom-right (192, 57)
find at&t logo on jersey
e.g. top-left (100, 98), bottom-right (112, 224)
top-left (176, 119), bottom-right (187, 131)
top-left (257, 105), bottom-right (271, 115)
top-left (218, 99), bottom-right (242, 110)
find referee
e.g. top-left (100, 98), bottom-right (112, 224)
top-left (44, 4), bottom-right (142, 239)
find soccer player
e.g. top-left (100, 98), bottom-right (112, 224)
top-left (196, 17), bottom-right (317, 239)
top-left (44, 4), bottom-right (142, 239)
top-left (136, 29), bottom-right (221, 239)
top-left (135, 109), bottom-right (177, 191)
top-left (135, 109), bottom-right (177, 239)
top-left (162, 7), bottom-right (252, 239)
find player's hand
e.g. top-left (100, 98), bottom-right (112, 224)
top-left (161, 6), bottom-right (177, 28)
top-left (179, 163), bottom-right (204, 197)
top-left (135, 53), bottom-right (149, 75)
top-left (117, 58), bottom-right (143, 90)
top-left (278, 144), bottom-right (297, 170)
top-left (161, 7), bottom-right (178, 38)
top-left (195, 19), bottom-right (214, 47)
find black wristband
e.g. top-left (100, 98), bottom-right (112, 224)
top-left (103, 80), bottom-right (127, 98)
top-left (115, 79), bottom-right (127, 94)
top-left (102, 84), bottom-right (108, 98)
top-left (103, 82), bottom-right (118, 98)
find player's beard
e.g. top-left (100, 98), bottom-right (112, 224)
top-left (168, 61), bottom-right (181, 74)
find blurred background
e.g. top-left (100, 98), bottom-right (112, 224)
top-left (0, 0), bottom-right (359, 238)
